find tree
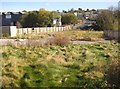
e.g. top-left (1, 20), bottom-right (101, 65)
top-left (86, 9), bottom-right (89, 12)
top-left (61, 13), bottom-right (78, 25)
top-left (51, 11), bottom-right (61, 19)
top-left (62, 10), bottom-right (67, 13)
top-left (96, 10), bottom-right (114, 30)
top-left (20, 11), bottom-right (39, 27)
top-left (95, 6), bottom-right (120, 31)
top-left (37, 9), bottom-right (52, 27)
top-left (20, 9), bottom-right (61, 27)
top-left (16, 21), bottom-right (22, 28)
top-left (91, 9), bottom-right (96, 11)
top-left (78, 8), bottom-right (82, 11)
top-left (50, 11), bottom-right (61, 26)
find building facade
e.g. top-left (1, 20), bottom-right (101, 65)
top-left (0, 12), bottom-right (23, 26)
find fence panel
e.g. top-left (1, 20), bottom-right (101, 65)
top-left (16, 26), bottom-right (73, 36)
top-left (104, 30), bottom-right (120, 40)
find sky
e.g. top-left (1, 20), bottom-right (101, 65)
top-left (1, 1), bottom-right (119, 12)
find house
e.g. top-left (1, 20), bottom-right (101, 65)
top-left (1, 12), bottom-right (23, 26)
top-left (53, 17), bottom-right (62, 27)
top-left (0, 12), bottom-right (23, 37)
top-left (74, 12), bottom-right (84, 19)
top-left (83, 11), bottom-right (98, 20)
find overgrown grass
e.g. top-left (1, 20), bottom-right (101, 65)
top-left (1, 42), bottom-right (119, 88)
top-left (8, 30), bottom-right (104, 41)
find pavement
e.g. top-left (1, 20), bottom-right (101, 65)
top-left (72, 40), bottom-right (111, 44)
top-left (0, 38), bottom-right (111, 46)
top-left (0, 39), bottom-right (27, 45)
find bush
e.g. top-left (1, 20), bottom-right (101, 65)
top-left (3, 33), bottom-right (10, 37)
top-left (105, 59), bottom-right (120, 88)
top-left (61, 13), bottom-right (78, 25)
top-left (96, 9), bottom-right (118, 31)
top-left (26, 39), bottom-right (42, 47)
top-left (47, 36), bottom-right (70, 46)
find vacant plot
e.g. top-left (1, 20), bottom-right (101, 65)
top-left (1, 42), bottom-right (119, 88)
top-left (54, 30), bottom-right (104, 41)
top-left (9, 30), bottom-right (104, 41)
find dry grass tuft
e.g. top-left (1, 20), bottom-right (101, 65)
top-left (47, 35), bottom-right (70, 46)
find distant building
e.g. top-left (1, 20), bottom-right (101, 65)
top-left (53, 16), bottom-right (62, 27)
top-left (0, 12), bottom-right (23, 26)
top-left (84, 11), bottom-right (98, 20)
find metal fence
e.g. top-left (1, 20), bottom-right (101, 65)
top-left (104, 30), bottom-right (120, 40)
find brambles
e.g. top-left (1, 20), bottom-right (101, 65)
top-left (105, 59), bottom-right (120, 88)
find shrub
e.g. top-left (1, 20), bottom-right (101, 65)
top-left (3, 33), bottom-right (10, 37)
top-left (61, 13), bottom-right (78, 25)
top-left (26, 39), bottom-right (41, 47)
top-left (47, 36), bottom-right (70, 46)
top-left (105, 59), bottom-right (120, 88)
top-left (96, 9), bottom-right (118, 31)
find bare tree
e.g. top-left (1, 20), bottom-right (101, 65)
top-left (96, 6), bottom-right (119, 31)
top-left (16, 21), bottom-right (22, 28)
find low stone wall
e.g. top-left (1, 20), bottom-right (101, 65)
top-left (104, 30), bottom-right (120, 40)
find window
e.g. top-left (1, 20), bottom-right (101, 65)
top-left (6, 14), bottom-right (11, 19)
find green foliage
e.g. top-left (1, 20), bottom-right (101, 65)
top-left (105, 59), bottom-right (120, 88)
top-left (61, 13), bottom-right (78, 25)
top-left (96, 10), bottom-right (118, 31)
top-left (3, 33), bottom-right (10, 37)
top-left (20, 11), bottom-right (39, 28)
top-left (20, 10), bottom-right (61, 27)
top-left (38, 10), bottom-right (52, 27)
top-left (1, 42), bottom-right (119, 88)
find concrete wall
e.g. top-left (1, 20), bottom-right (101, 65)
top-left (10, 26), bottom-right (17, 37)
top-left (0, 25), bottom-right (72, 37)
top-left (17, 25), bottom-right (72, 36)
top-left (0, 26), bottom-right (17, 37)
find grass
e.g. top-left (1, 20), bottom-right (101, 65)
top-left (1, 41), bottom-right (119, 88)
top-left (5, 30), bottom-right (104, 41)
top-left (54, 30), bottom-right (104, 41)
